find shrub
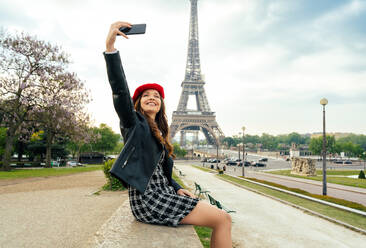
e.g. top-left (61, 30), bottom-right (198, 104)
top-left (102, 159), bottom-right (125, 191)
top-left (359, 170), bottom-right (366, 179)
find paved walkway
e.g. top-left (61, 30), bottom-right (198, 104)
top-left (0, 171), bottom-right (126, 248)
top-left (223, 165), bottom-right (366, 206)
top-left (175, 161), bottom-right (366, 248)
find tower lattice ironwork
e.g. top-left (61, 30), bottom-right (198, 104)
top-left (170, 0), bottom-right (224, 146)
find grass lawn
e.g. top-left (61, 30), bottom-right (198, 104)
top-left (218, 174), bottom-right (366, 231)
top-left (266, 169), bottom-right (366, 189)
top-left (0, 165), bottom-right (103, 179)
top-left (194, 226), bottom-right (212, 248)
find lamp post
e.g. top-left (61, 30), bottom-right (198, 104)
top-left (320, 98), bottom-right (328, 196)
top-left (242, 126), bottom-right (246, 177)
top-left (216, 140), bottom-right (219, 169)
top-left (238, 132), bottom-right (241, 161)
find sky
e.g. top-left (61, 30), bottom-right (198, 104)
top-left (1, 0), bottom-right (365, 137)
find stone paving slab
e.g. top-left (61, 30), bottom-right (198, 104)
top-left (176, 161), bottom-right (366, 248)
top-left (0, 171), bottom-right (126, 248)
top-left (93, 200), bottom-right (202, 248)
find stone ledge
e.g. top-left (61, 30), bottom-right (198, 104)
top-left (93, 200), bottom-right (203, 248)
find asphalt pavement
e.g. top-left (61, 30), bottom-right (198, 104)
top-left (225, 166), bottom-right (366, 206)
top-left (195, 148), bottom-right (366, 206)
top-left (175, 161), bottom-right (366, 248)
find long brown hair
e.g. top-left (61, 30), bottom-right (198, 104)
top-left (134, 94), bottom-right (175, 158)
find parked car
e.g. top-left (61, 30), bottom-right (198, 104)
top-left (210, 159), bottom-right (220, 163)
top-left (238, 161), bottom-right (251, 167)
top-left (226, 160), bottom-right (237, 166)
top-left (343, 160), bottom-right (352, 164)
top-left (259, 158), bottom-right (268, 162)
top-left (334, 160), bottom-right (343, 164)
top-left (67, 161), bottom-right (83, 167)
top-left (253, 162), bottom-right (266, 167)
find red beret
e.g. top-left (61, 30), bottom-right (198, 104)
top-left (132, 83), bottom-right (165, 102)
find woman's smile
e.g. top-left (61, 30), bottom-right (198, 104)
top-left (140, 89), bottom-right (161, 117)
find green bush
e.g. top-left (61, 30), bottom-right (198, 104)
top-left (102, 159), bottom-right (125, 191)
top-left (359, 170), bottom-right (366, 179)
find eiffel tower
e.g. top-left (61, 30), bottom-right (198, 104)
top-left (170, 0), bottom-right (224, 147)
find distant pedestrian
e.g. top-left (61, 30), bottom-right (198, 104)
top-left (104, 21), bottom-right (232, 247)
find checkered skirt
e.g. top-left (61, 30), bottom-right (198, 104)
top-left (128, 150), bottom-right (199, 227)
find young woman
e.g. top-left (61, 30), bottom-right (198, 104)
top-left (104, 21), bottom-right (232, 248)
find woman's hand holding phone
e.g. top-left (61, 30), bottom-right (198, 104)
top-left (106, 21), bottom-right (132, 52)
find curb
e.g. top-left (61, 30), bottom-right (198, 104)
top-left (236, 175), bottom-right (366, 216)
top-left (254, 171), bottom-right (366, 195)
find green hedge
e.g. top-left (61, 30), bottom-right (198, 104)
top-left (102, 159), bottom-right (126, 191)
top-left (359, 170), bottom-right (366, 179)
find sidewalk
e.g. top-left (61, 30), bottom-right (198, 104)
top-left (175, 161), bottom-right (366, 248)
top-left (0, 171), bottom-right (126, 248)
top-left (224, 166), bottom-right (366, 206)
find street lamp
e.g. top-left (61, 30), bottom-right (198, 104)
top-left (242, 126), bottom-right (246, 177)
top-left (320, 98), bottom-right (328, 196)
top-left (238, 132), bottom-right (241, 160)
top-left (216, 139), bottom-right (219, 169)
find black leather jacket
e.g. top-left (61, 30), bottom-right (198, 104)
top-left (104, 51), bottom-right (182, 194)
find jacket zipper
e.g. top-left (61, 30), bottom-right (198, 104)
top-left (143, 149), bottom-right (163, 195)
top-left (122, 146), bottom-right (135, 168)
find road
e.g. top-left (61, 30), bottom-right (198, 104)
top-left (202, 148), bottom-right (365, 170)
top-left (175, 161), bottom-right (366, 248)
top-left (191, 159), bottom-right (366, 206)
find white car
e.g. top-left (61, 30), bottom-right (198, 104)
top-left (67, 161), bottom-right (79, 167)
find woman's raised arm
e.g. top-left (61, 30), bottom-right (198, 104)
top-left (104, 21), bottom-right (137, 130)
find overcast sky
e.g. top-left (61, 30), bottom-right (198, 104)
top-left (1, 0), bottom-right (365, 137)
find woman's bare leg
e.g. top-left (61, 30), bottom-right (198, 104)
top-left (180, 201), bottom-right (232, 248)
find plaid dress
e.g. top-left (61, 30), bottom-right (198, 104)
top-left (128, 150), bottom-right (199, 227)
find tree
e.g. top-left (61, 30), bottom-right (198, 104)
top-left (309, 137), bottom-right (322, 155)
top-left (338, 142), bottom-right (364, 158)
top-left (36, 105), bottom-right (90, 167)
top-left (261, 133), bottom-right (277, 150)
top-left (222, 137), bottom-right (235, 148)
top-left (287, 132), bottom-right (304, 145)
top-left (66, 121), bottom-right (95, 159)
top-left (0, 31), bottom-right (64, 170)
top-left (309, 136), bottom-right (336, 156)
top-left (338, 134), bottom-right (366, 151)
top-left (112, 141), bottom-right (124, 155)
top-left (244, 134), bottom-right (261, 145)
top-left (173, 143), bottom-right (187, 158)
top-left (0, 127), bottom-right (7, 160)
top-left (91, 124), bottom-right (121, 155)
top-left (0, 30), bottom-right (90, 169)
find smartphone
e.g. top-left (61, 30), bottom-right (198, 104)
top-left (119, 24), bottom-right (146, 35)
